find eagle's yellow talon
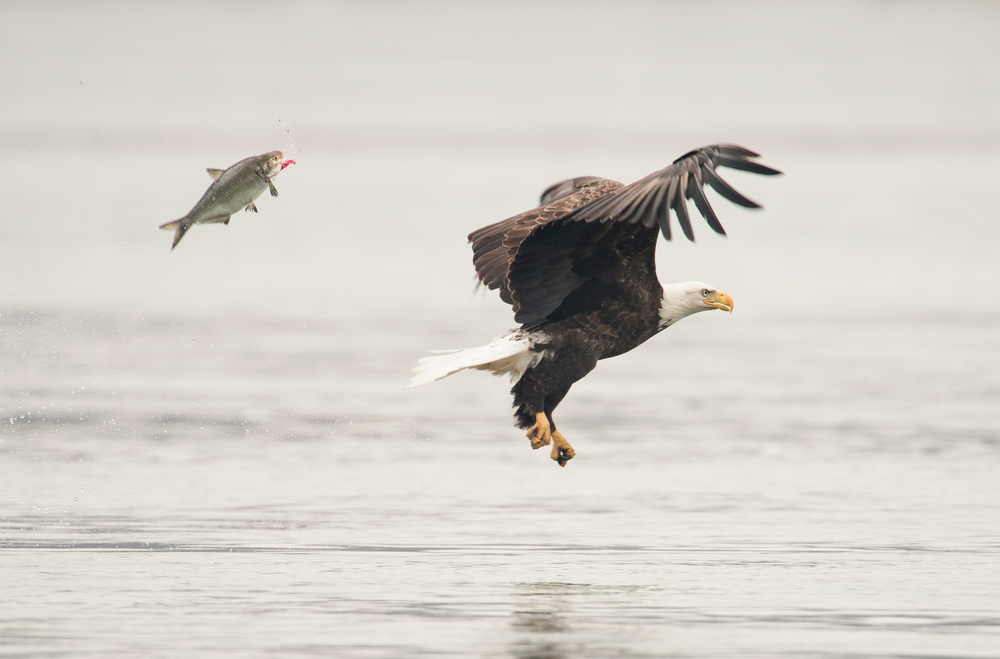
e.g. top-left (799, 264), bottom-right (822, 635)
top-left (527, 412), bottom-right (552, 449)
top-left (551, 430), bottom-right (576, 467)
top-left (527, 413), bottom-right (575, 465)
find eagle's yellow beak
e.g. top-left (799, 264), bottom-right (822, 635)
top-left (704, 290), bottom-right (734, 313)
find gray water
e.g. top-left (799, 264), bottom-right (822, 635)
top-left (2, 2), bottom-right (1000, 657)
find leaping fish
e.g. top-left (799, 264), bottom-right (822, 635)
top-left (159, 151), bottom-right (296, 250)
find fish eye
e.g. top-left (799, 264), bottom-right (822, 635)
top-left (701, 289), bottom-right (710, 297)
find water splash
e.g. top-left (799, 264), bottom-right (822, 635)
top-left (278, 117), bottom-right (298, 160)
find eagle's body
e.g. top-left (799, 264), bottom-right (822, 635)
top-left (410, 144), bottom-right (780, 466)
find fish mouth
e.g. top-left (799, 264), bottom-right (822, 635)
top-left (280, 159), bottom-right (296, 171)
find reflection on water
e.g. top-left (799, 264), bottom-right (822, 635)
top-left (511, 583), bottom-right (574, 659)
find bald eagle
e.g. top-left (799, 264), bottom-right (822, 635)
top-left (409, 144), bottom-right (780, 466)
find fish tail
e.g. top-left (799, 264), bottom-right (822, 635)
top-left (170, 224), bottom-right (190, 250)
top-left (159, 218), bottom-right (190, 250)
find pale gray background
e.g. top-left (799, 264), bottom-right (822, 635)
top-left (2, 1), bottom-right (998, 657)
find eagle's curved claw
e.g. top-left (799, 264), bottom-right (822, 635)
top-left (527, 412), bottom-right (552, 449)
top-left (551, 431), bottom-right (576, 467)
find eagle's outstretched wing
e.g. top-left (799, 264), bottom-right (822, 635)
top-left (468, 144), bottom-right (780, 327)
top-left (562, 144), bottom-right (781, 240)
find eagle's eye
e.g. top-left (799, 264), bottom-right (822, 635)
top-left (701, 289), bottom-right (711, 297)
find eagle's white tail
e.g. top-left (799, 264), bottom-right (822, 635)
top-left (407, 330), bottom-right (548, 388)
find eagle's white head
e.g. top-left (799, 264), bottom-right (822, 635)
top-left (658, 281), bottom-right (734, 330)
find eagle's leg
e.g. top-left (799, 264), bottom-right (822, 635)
top-left (550, 430), bottom-right (575, 467)
top-left (543, 388), bottom-right (575, 466)
top-left (515, 376), bottom-right (582, 466)
top-left (526, 412), bottom-right (552, 449)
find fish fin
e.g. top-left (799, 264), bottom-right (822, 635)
top-left (267, 179), bottom-right (278, 197)
top-left (206, 168), bottom-right (224, 181)
top-left (245, 202), bottom-right (258, 213)
top-left (159, 219), bottom-right (182, 231)
top-left (199, 215), bottom-right (231, 225)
